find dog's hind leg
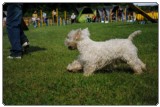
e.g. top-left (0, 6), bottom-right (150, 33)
top-left (126, 57), bottom-right (144, 74)
top-left (137, 58), bottom-right (146, 71)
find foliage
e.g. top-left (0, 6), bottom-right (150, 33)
top-left (3, 22), bottom-right (158, 105)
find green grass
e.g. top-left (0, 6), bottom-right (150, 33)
top-left (3, 22), bottom-right (158, 105)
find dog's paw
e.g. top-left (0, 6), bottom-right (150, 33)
top-left (66, 64), bottom-right (73, 72)
top-left (83, 72), bottom-right (93, 77)
top-left (67, 64), bottom-right (81, 72)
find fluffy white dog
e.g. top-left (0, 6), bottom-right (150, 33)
top-left (65, 28), bottom-right (146, 76)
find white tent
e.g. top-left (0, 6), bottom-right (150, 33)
top-left (133, 3), bottom-right (158, 6)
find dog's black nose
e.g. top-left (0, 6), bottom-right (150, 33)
top-left (68, 46), bottom-right (73, 50)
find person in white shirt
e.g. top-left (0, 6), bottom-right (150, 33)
top-left (52, 9), bottom-right (56, 23)
top-left (71, 13), bottom-right (76, 24)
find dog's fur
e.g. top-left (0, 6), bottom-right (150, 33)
top-left (65, 28), bottom-right (146, 76)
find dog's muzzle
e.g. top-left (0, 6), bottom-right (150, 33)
top-left (68, 46), bottom-right (75, 50)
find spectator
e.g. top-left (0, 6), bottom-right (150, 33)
top-left (101, 10), bottom-right (105, 22)
top-left (71, 13), bottom-right (76, 24)
top-left (32, 10), bottom-right (38, 28)
top-left (43, 12), bottom-right (48, 26)
top-left (92, 15), bottom-right (96, 22)
top-left (3, 11), bottom-right (7, 27)
top-left (6, 3), bottom-right (29, 59)
top-left (3, 17), bottom-right (6, 27)
top-left (86, 15), bottom-right (91, 23)
top-left (52, 9), bottom-right (56, 23)
top-left (118, 7), bottom-right (123, 21)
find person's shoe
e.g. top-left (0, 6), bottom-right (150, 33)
top-left (22, 42), bottom-right (30, 48)
top-left (7, 55), bottom-right (22, 59)
top-left (22, 42), bottom-right (30, 53)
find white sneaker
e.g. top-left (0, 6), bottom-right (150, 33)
top-left (7, 56), bottom-right (22, 59)
top-left (22, 42), bottom-right (30, 52)
top-left (22, 42), bottom-right (30, 47)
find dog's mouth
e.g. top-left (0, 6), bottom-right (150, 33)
top-left (68, 46), bottom-right (76, 50)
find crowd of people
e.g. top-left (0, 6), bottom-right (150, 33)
top-left (3, 8), bottom-right (138, 30)
top-left (30, 10), bottom-right (78, 27)
top-left (31, 10), bottom-right (49, 28)
top-left (17, 8), bottom-right (127, 28)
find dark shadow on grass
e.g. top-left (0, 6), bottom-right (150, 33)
top-left (95, 61), bottom-right (134, 74)
top-left (66, 65), bottom-right (134, 75)
top-left (7, 45), bottom-right (46, 53)
top-left (95, 66), bottom-right (134, 74)
top-left (25, 45), bottom-right (46, 54)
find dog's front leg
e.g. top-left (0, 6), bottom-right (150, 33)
top-left (67, 60), bottom-right (82, 72)
top-left (83, 64), bottom-right (96, 76)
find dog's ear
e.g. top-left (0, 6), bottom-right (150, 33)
top-left (83, 28), bottom-right (88, 31)
top-left (82, 28), bottom-right (90, 37)
top-left (74, 29), bottom-right (81, 40)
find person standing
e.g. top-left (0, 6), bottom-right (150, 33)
top-left (52, 9), bottom-right (56, 24)
top-left (6, 3), bottom-right (29, 59)
top-left (43, 12), bottom-right (48, 26)
top-left (71, 13), bottom-right (76, 24)
top-left (32, 10), bottom-right (38, 28)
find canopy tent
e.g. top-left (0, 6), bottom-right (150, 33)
top-left (76, 6), bottom-right (95, 23)
top-left (133, 3), bottom-right (158, 6)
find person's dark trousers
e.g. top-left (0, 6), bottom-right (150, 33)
top-left (6, 3), bottom-right (29, 57)
top-left (71, 19), bottom-right (74, 24)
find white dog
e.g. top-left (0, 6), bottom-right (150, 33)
top-left (65, 28), bottom-right (146, 76)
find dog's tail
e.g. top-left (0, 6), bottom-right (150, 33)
top-left (128, 30), bottom-right (142, 41)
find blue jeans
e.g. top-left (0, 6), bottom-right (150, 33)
top-left (6, 4), bottom-right (29, 56)
top-left (33, 20), bottom-right (37, 28)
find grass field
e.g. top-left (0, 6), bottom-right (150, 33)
top-left (3, 22), bottom-right (158, 105)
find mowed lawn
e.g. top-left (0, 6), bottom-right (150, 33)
top-left (3, 22), bottom-right (158, 105)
